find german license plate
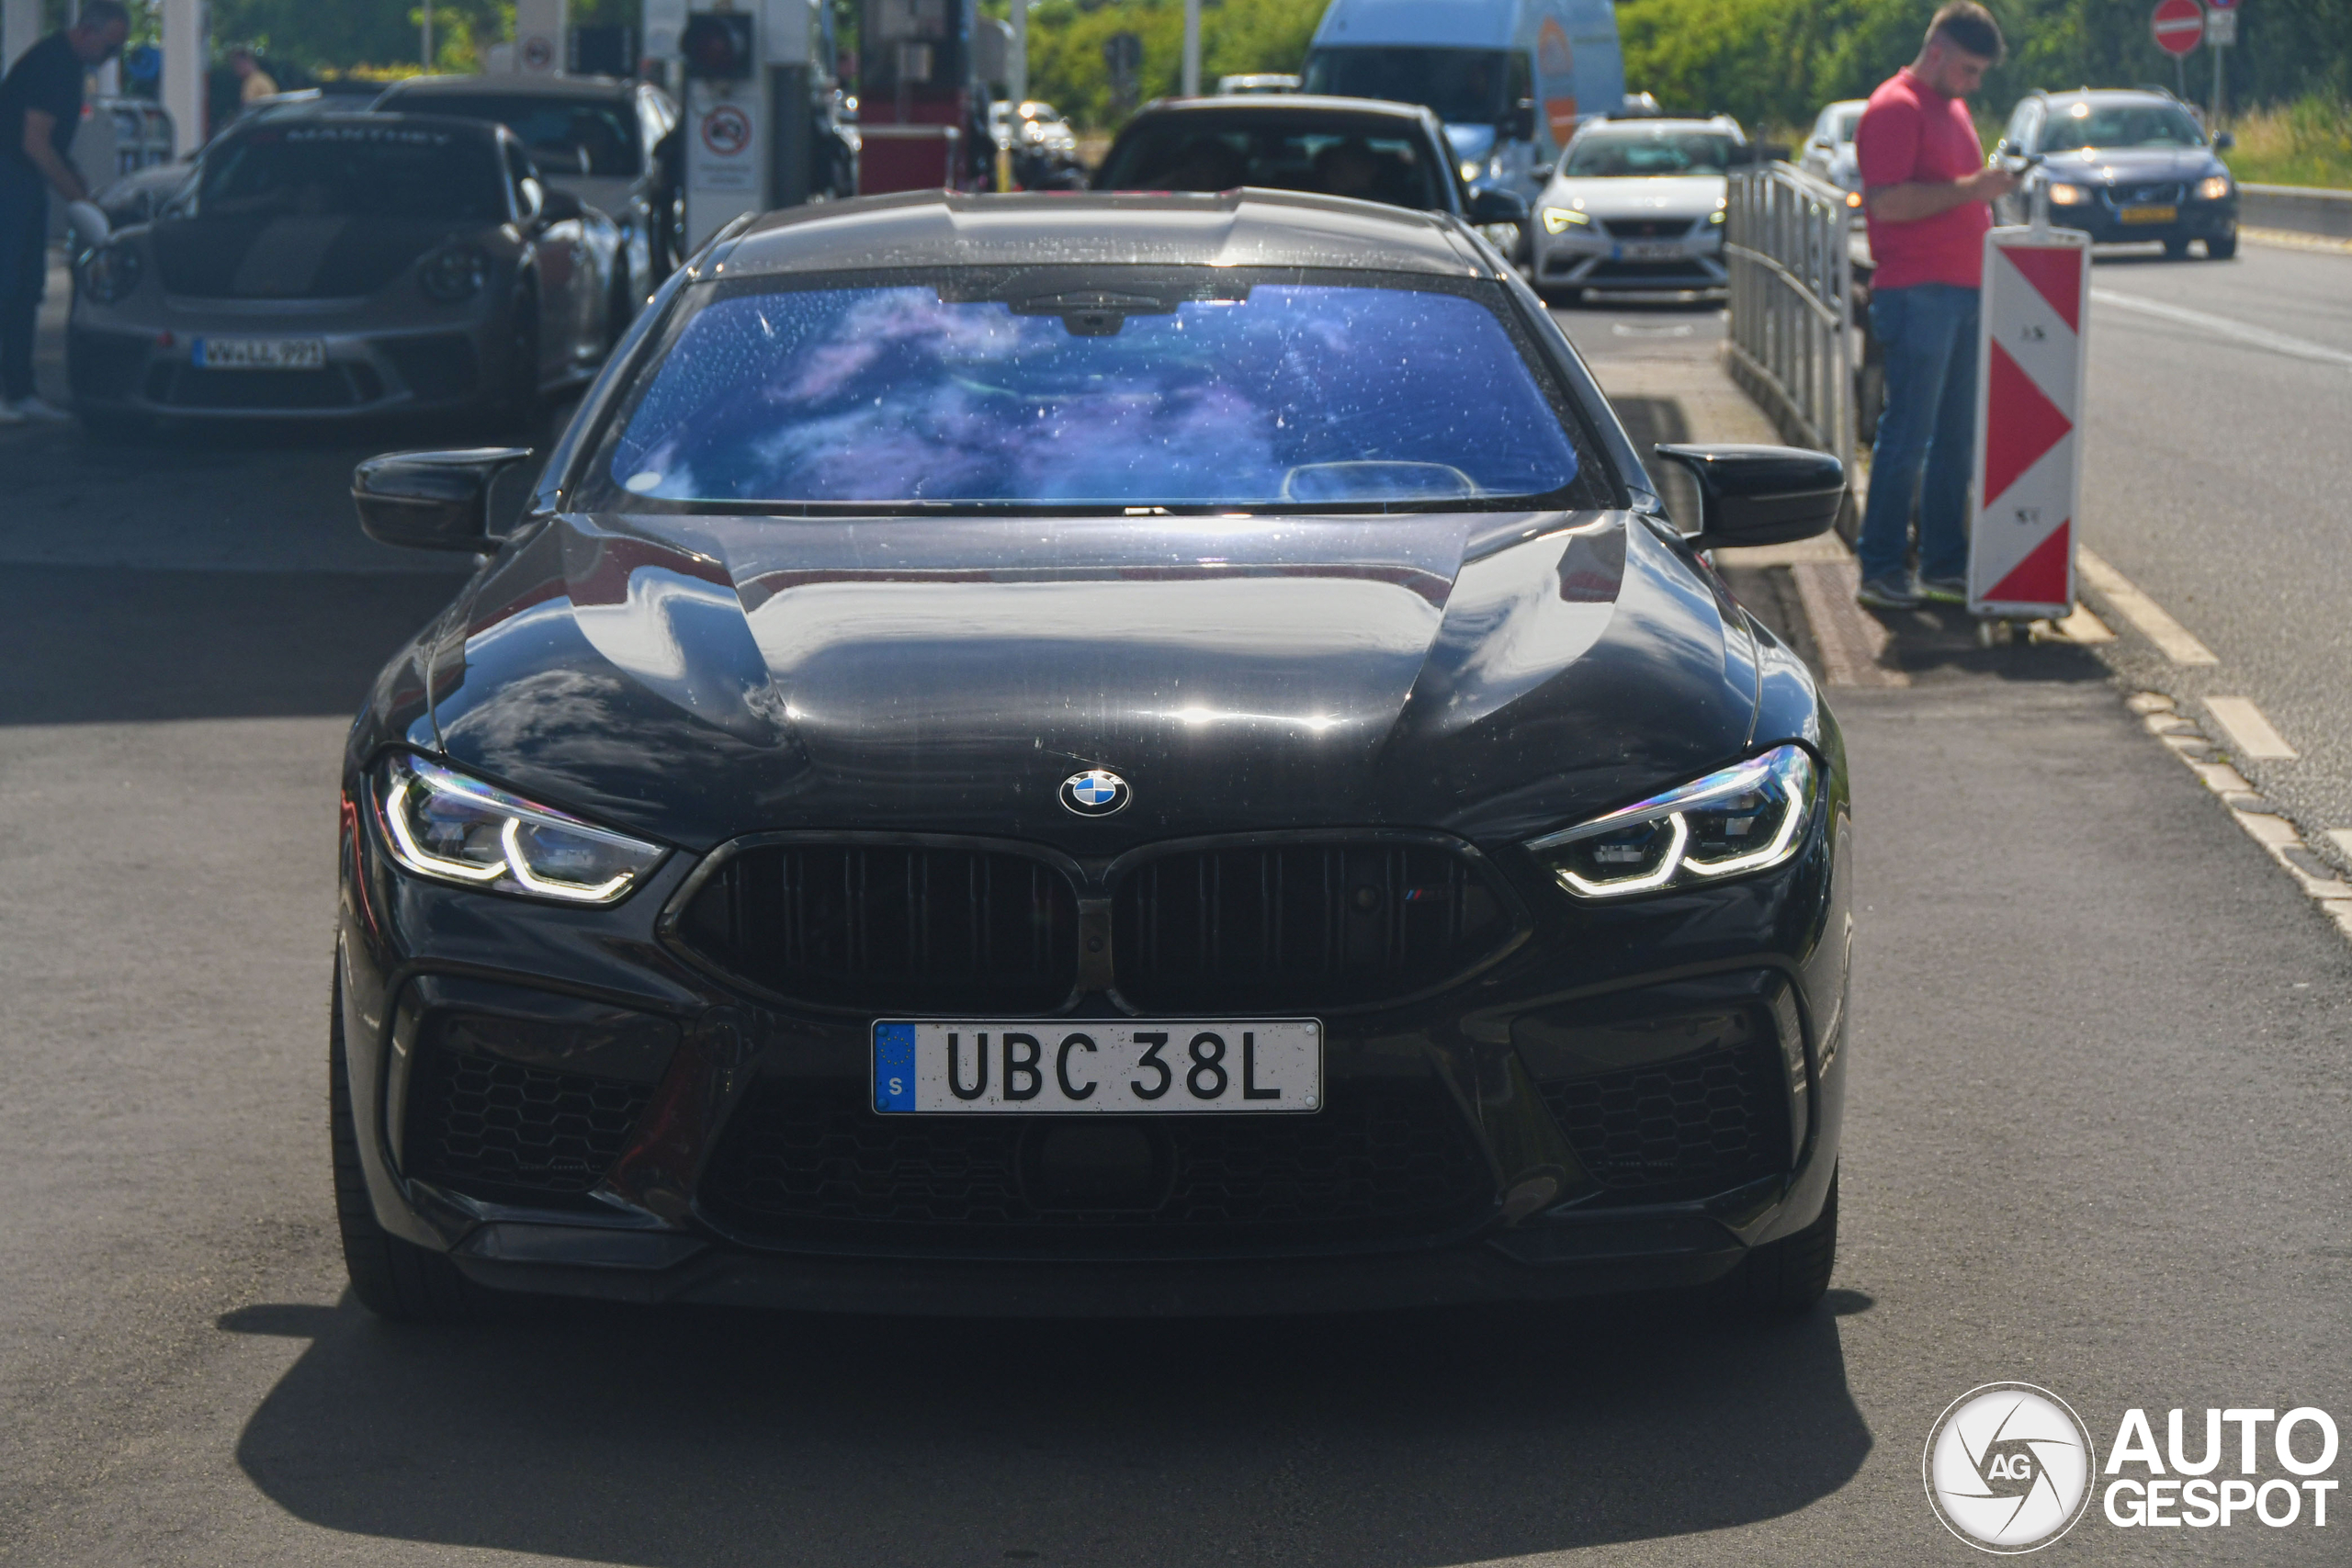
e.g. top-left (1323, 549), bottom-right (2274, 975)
top-left (2118, 204), bottom-right (2177, 225)
top-left (1616, 241), bottom-right (1686, 261)
top-left (872, 1020), bottom-right (1321, 1113)
top-left (192, 336), bottom-right (326, 370)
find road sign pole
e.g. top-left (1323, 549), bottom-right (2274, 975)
top-left (1182, 0), bottom-right (1201, 97)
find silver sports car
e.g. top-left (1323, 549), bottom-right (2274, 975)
top-left (68, 114), bottom-right (624, 427)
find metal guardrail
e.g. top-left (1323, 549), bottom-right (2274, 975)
top-left (1724, 163), bottom-right (1859, 532)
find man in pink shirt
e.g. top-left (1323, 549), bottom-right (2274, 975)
top-left (1851, 3), bottom-right (2019, 609)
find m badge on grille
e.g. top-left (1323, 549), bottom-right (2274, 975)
top-left (1059, 769), bottom-right (1130, 817)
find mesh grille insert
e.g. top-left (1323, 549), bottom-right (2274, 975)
top-left (403, 1048), bottom-right (652, 1205)
top-left (677, 842), bottom-right (1080, 1012)
top-left (699, 1076), bottom-right (1492, 1253)
top-left (1538, 1042), bottom-right (1789, 1204)
top-left (1112, 840), bottom-right (1516, 1011)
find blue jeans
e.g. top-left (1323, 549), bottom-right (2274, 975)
top-left (1857, 281), bottom-right (1978, 584)
top-left (0, 162), bottom-right (48, 401)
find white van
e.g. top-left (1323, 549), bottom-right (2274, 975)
top-left (1302, 0), bottom-right (1623, 211)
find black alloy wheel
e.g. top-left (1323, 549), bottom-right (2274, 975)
top-left (1719, 1167), bottom-right (1838, 1318)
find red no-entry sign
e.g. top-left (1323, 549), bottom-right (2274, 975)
top-left (2152, 0), bottom-right (2205, 57)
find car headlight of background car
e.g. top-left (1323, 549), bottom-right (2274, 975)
top-left (373, 752), bottom-right (665, 904)
top-left (1523, 745), bottom-right (1819, 899)
top-left (79, 241), bottom-right (142, 304)
top-left (2196, 175), bottom-right (2232, 200)
top-left (418, 243), bottom-right (491, 303)
top-left (2047, 183), bottom-right (2092, 207)
top-left (1541, 206), bottom-right (1590, 233)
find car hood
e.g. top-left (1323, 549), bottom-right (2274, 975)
top-left (148, 214), bottom-right (481, 299)
top-left (2046, 146), bottom-right (2222, 185)
top-left (424, 511), bottom-right (1763, 853)
top-left (1544, 174), bottom-right (1726, 220)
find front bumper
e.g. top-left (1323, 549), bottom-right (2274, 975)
top-left (68, 304), bottom-right (513, 420)
top-left (1534, 223), bottom-right (1727, 292)
top-left (2048, 191), bottom-right (2238, 245)
top-left (336, 760), bottom-right (1852, 1316)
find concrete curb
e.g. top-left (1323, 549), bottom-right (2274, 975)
top-left (2239, 183), bottom-right (2352, 241)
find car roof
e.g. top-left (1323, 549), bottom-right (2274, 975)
top-left (1124, 94), bottom-right (1442, 129)
top-left (2032, 87), bottom-right (2187, 107)
top-left (378, 73), bottom-right (639, 101)
top-left (1576, 117), bottom-right (1744, 138)
top-left (711, 189), bottom-right (1489, 279)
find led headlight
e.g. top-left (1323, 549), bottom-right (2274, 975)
top-left (2196, 175), bottom-right (2232, 201)
top-left (1541, 206), bottom-right (1590, 233)
top-left (1524, 745), bottom-right (1818, 899)
top-left (2046, 183), bottom-right (2091, 207)
top-left (374, 752), bottom-right (665, 904)
top-left (418, 243), bottom-right (490, 302)
top-left (79, 241), bottom-right (142, 305)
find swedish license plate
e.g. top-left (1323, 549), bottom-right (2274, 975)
top-left (1615, 241), bottom-right (1686, 261)
top-left (872, 1020), bottom-right (1322, 1114)
top-left (193, 336), bottom-right (326, 370)
top-left (2118, 204), bottom-right (2177, 225)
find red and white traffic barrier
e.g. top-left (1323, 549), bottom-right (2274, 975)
top-left (1969, 224), bottom-right (2091, 619)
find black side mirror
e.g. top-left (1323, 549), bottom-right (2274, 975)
top-left (1499, 98), bottom-right (1535, 141)
top-left (2211, 130), bottom-right (2235, 152)
top-left (537, 186), bottom-right (584, 225)
top-left (353, 448), bottom-right (535, 551)
top-left (1467, 187), bottom-right (1529, 225)
top-left (1651, 443), bottom-right (1845, 552)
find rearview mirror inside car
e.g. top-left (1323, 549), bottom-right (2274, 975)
top-left (1467, 187), bottom-right (1530, 225)
top-left (1651, 443), bottom-right (1845, 553)
top-left (353, 448), bottom-right (536, 552)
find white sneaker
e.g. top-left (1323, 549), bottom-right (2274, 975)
top-left (8, 395), bottom-right (72, 422)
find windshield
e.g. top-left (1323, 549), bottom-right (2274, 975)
top-left (2041, 102), bottom-right (2206, 153)
top-left (1095, 118), bottom-right (1449, 209)
top-left (1563, 131), bottom-right (1736, 177)
top-left (590, 274), bottom-right (1598, 511)
top-left (1832, 109), bottom-right (1861, 143)
top-left (197, 123), bottom-right (505, 221)
top-left (1302, 47), bottom-right (1510, 126)
top-left (388, 93), bottom-right (640, 175)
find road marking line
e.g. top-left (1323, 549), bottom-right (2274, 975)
top-left (2088, 287), bottom-right (2352, 369)
top-left (2329, 829), bottom-right (2352, 862)
top-left (2204, 695), bottom-right (2299, 761)
top-left (1789, 559), bottom-right (1909, 687)
top-left (2075, 547), bottom-right (2219, 665)
top-left (2047, 604), bottom-right (2114, 643)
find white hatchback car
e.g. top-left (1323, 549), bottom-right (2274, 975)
top-left (1800, 98), bottom-right (1869, 193)
top-left (1531, 116), bottom-right (1747, 300)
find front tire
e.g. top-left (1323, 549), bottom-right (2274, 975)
top-left (2163, 236), bottom-right (2193, 260)
top-left (1721, 1168), bottom-right (1838, 1318)
top-left (330, 976), bottom-right (486, 1323)
top-left (2205, 231), bottom-right (2238, 260)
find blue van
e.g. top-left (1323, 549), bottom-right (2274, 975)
top-left (1302, 0), bottom-right (1624, 211)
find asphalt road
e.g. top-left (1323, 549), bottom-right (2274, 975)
top-left (2066, 241), bottom-right (2352, 867)
top-left (0, 267), bottom-right (2346, 1566)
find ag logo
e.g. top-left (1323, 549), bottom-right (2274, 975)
top-left (1924, 1382), bottom-right (2097, 1553)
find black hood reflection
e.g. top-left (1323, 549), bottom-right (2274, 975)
top-left (427, 511), bottom-right (1760, 852)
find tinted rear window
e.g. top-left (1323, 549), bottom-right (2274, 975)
top-left (1097, 118), bottom-right (1448, 210)
top-left (588, 272), bottom-right (1608, 513)
top-left (386, 92), bottom-right (641, 175)
top-left (198, 123), bottom-right (504, 221)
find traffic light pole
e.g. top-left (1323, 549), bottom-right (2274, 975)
top-left (1182, 0), bottom-right (1200, 97)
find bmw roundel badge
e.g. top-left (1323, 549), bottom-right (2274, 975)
top-left (1059, 769), bottom-right (1130, 817)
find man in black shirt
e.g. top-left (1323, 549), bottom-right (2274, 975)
top-left (0, 1), bottom-right (130, 421)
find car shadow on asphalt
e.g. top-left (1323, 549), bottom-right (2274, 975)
top-left (220, 1291), bottom-right (1871, 1566)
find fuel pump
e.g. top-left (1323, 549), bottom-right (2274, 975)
top-left (857, 0), bottom-right (983, 194)
top-left (678, 0), bottom-right (831, 252)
